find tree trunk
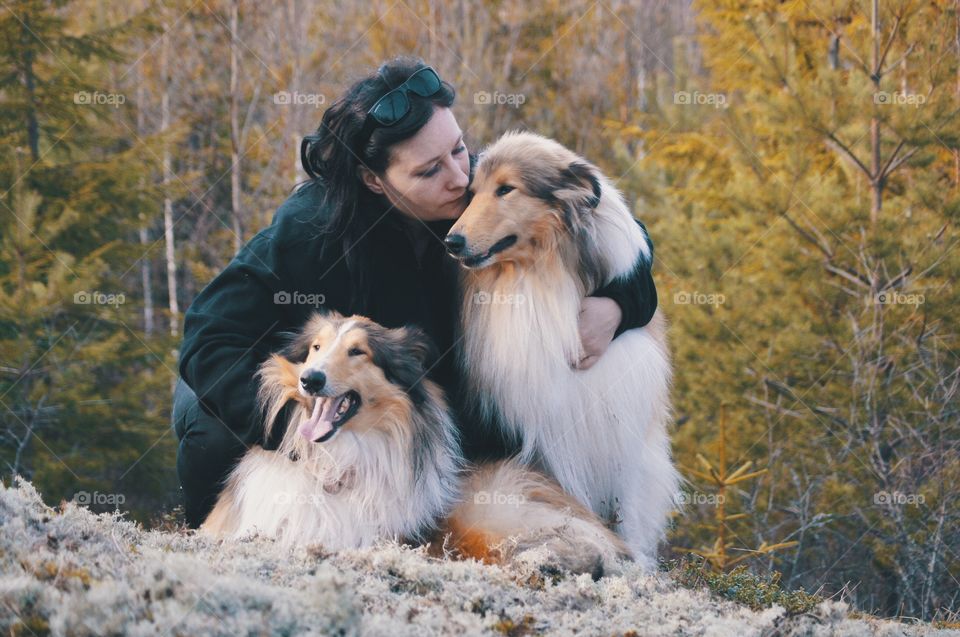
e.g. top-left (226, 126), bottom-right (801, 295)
top-left (161, 15), bottom-right (179, 338)
top-left (21, 17), bottom-right (39, 162)
top-left (287, 0), bottom-right (306, 186)
top-left (870, 0), bottom-right (881, 226)
top-left (229, 0), bottom-right (243, 254)
top-left (137, 78), bottom-right (155, 337)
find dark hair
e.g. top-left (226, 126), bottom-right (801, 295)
top-left (300, 56), bottom-right (456, 311)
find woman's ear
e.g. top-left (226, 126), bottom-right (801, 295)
top-left (359, 165), bottom-right (385, 195)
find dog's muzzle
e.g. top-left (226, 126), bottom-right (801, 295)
top-left (445, 233), bottom-right (518, 267)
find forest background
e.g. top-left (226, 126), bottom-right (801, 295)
top-left (1, 0), bottom-right (957, 622)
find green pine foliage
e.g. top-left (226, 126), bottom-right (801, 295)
top-left (0, 0), bottom-right (177, 521)
top-left (625, 0), bottom-right (959, 620)
top-left (672, 557), bottom-right (823, 616)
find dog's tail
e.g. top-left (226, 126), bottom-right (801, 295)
top-left (434, 458), bottom-right (632, 579)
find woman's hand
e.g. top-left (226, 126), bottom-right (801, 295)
top-left (573, 296), bottom-right (622, 370)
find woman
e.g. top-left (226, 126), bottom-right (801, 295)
top-left (172, 57), bottom-right (658, 528)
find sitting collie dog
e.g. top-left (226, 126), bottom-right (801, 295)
top-left (444, 131), bottom-right (681, 569)
top-left (200, 311), bottom-right (630, 577)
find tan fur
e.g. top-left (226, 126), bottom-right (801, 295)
top-left (200, 491), bottom-right (239, 536)
top-left (453, 165), bottom-right (572, 270)
top-left (287, 316), bottom-right (415, 440)
top-left (436, 459), bottom-right (631, 576)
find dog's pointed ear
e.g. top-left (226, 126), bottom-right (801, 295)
top-left (556, 161), bottom-right (602, 210)
top-left (395, 325), bottom-right (436, 370)
top-left (367, 325), bottom-right (436, 403)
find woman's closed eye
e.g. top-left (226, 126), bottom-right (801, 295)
top-left (417, 144), bottom-right (467, 178)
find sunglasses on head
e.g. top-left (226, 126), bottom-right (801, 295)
top-left (300, 66), bottom-right (445, 179)
top-left (367, 66), bottom-right (443, 127)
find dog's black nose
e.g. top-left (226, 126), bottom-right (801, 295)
top-left (300, 370), bottom-right (326, 394)
top-left (445, 234), bottom-right (466, 256)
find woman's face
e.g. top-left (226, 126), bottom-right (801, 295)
top-left (361, 107), bottom-right (471, 222)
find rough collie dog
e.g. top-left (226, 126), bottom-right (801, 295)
top-left (444, 131), bottom-right (680, 569)
top-left (201, 312), bottom-right (629, 577)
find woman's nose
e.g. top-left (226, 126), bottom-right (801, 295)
top-left (448, 161), bottom-right (469, 190)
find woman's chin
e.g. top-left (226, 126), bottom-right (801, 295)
top-left (421, 204), bottom-right (464, 222)
top-left (443, 198), bottom-right (468, 219)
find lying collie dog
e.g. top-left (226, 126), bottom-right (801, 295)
top-left (201, 312), bottom-right (629, 577)
top-left (444, 131), bottom-right (680, 569)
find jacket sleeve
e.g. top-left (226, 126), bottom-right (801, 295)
top-left (177, 231), bottom-right (291, 446)
top-left (589, 219), bottom-right (658, 338)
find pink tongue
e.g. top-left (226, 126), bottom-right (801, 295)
top-left (298, 396), bottom-right (341, 442)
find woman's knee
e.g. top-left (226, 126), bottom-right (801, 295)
top-left (173, 378), bottom-right (247, 477)
top-left (173, 377), bottom-right (250, 527)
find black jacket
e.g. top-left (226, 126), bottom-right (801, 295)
top-left (177, 178), bottom-right (658, 461)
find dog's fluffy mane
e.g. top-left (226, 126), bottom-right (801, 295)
top-left (213, 311), bottom-right (463, 548)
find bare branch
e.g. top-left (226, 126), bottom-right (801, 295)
top-left (824, 134), bottom-right (872, 179)
top-left (875, 12), bottom-right (905, 78)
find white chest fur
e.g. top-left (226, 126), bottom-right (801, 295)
top-left (460, 259), bottom-right (672, 520)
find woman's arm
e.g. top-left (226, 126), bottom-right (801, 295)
top-left (574, 219), bottom-right (658, 370)
top-left (590, 219), bottom-right (658, 336)
top-left (179, 182), bottom-right (334, 445)
top-left (178, 232), bottom-right (291, 446)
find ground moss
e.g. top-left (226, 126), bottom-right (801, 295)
top-left (12, 616), bottom-right (50, 637)
top-left (493, 614), bottom-right (537, 636)
top-left (668, 557), bottom-right (823, 615)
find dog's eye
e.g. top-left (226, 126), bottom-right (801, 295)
top-left (348, 347), bottom-right (366, 357)
top-left (312, 344), bottom-right (321, 351)
top-left (495, 184), bottom-right (515, 197)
